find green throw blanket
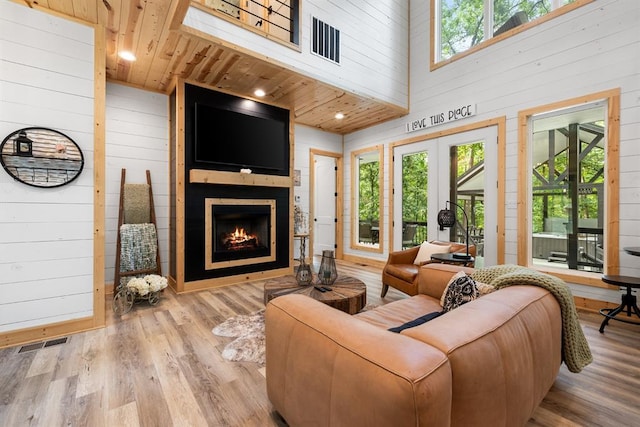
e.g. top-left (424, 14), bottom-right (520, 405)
top-left (119, 223), bottom-right (158, 287)
top-left (471, 265), bottom-right (592, 373)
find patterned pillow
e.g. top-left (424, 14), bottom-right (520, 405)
top-left (440, 271), bottom-right (466, 306)
top-left (441, 271), bottom-right (479, 312)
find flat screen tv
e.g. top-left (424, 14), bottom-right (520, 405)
top-left (194, 102), bottom-right (289, 175)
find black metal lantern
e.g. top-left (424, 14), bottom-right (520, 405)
top-left (317, 250), bottom-right (338, 286)
top-left (437, 208), bottom-right (456, 230)
top-left (437, 201), bottom-right (471, 260)
top-left (13, 131), bottom-right (33, 157)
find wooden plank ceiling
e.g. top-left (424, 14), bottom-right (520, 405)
top-left (21, 0), bottom-right (408, 134)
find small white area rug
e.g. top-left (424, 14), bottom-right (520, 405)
top-left (211, 304), bottom-right (378, 365)
top-left (212, 310), bottom-right (265, 365)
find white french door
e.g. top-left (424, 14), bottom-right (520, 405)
top-left (392, 140), bottom-right (438, 251)
top-left (437, 127), bottom-right (498, 267)
top-left (392, 126), bottom-right (498, 266)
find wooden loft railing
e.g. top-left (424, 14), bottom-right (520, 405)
top-left (195, 0), bottom-right (299, 45)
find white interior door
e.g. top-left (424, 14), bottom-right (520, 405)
top-left (314, 155), bottom-right (337, 255)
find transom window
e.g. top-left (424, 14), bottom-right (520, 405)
top-left (432, 0), bottom-right (592, 67)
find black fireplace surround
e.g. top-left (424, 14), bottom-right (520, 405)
top-left (184, 84), bottom-right (290, 281)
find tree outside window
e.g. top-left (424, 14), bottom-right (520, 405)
top-left (351, 146), bottom-right (383, 252)
top-left (401, 152), bottom-right (428, 247)
top-left (437, 0), bottom-right (578, 62)
top-left (359, 161), bottom-right (380, 226)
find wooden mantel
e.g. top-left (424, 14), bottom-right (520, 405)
top-left (189, 169), bottom-right (291, 188)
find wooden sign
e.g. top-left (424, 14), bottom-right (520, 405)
top-left (405, 104), bottom-right (476, 133)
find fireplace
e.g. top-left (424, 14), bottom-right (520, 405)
top-left (205, 198), bottom-right (276, 270)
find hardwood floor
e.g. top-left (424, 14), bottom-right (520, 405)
top-left (0, 259), bottom-right (638, 426)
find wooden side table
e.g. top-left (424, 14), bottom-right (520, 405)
top-left (264, 275), bottom-right (367, 315)
top-left (294, 233), bottom-right (309, 261)
top-left (599, 275), bottom-right (640, 332)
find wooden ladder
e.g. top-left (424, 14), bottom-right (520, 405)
top-left (113, 168), bottom-right (162, 291)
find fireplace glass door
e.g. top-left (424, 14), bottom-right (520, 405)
top-left (205, 198), bottom-right (276, 269)
top-left (213, 205), bottom-right (270, 260)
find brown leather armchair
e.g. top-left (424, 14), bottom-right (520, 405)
top-left (381, 240), bottom-right (475, 297)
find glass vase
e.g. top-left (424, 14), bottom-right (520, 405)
top-left (296, 261), bottom-right (313, 286)
top-left (318, 250), bottom-right (338, 286)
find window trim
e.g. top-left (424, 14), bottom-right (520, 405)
top-left (517, 89), bottom-right (621, 288)
top-left (351, 145), bottom-right (384, 253)
top-left (430, 0), bottom-right (594, 71)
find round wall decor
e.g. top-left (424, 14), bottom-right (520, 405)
top-left (0, 127), bottom-right (84, 188)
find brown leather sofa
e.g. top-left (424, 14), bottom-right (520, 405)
top-left (265, 263), bottom-right (562, 427)
top-left (381, 240), bottom-right (476, 297)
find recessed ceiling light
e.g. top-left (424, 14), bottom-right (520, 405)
top-left (118, 51), bottom-right (137, 62)
top-left (254, 89), bottom-right (266, 97)
top-left (335, 112), bottom-right (344, 120)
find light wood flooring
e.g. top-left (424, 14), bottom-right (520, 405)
top-left (1, 259), bottom-right (639, 426)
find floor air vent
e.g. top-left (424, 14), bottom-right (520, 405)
top-left (44, 337), bottom-right (68, 347)
top-left (312, 17), bottom-right (340, 64)
top-left (18, 337), bottom-right (68, 353)
top-left (18, 342), bottom-right (44, 353)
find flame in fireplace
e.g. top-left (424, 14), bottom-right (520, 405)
top-left (230, 227), bottom-right (250, 243)
top-left (223, 227), bottom-right (259, 250)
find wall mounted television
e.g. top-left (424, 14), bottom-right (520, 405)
top-left (194, 102), bottom-right (289, 176)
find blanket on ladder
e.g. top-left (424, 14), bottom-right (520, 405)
top-left (471, 264), bottom-right (592, 373)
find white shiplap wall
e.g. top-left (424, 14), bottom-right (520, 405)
top-left (343, 0), bottom-right (640, 302)
top-left (184, 0), bottom-right (409, 107)
top-left (293, 124), bottom-right (343, 259)
top-left (0, 1), bottom-right (95, 332)
top-left (105, 83), bottom-right (169, 286)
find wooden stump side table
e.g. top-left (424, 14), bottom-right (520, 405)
top-left (264, 275), bottom-right (367, 315)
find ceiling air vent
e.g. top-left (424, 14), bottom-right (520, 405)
top-left (312, 17), bottom-right (340, 64)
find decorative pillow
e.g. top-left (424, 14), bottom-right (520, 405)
top-left (414, 242), bottom-right (451, 265)
top-left (440, 271), bottom-right (466, 306)
top-left (441, 271), bottom-right (479, 312)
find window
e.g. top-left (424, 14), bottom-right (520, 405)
top-left (351, 146), bottom-right (383, 252)
top-left (400, 151), bottom-right (428, 248)
top-left (448, 141), bottom-right (486, 264)
top-left (517, 90), bottom-right (620, 284)
top-left (198, 0), bottom-right (299, 45)
top-left (433, 0), bottom-right (591, 67)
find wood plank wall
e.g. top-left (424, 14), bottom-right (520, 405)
top-left (0, 2), bottom-right (97, 336)
top-left (342, 0), bottom-right (640, 303)
top-left (183, 0), bottom-right (409, 108)
top-left (104, 83), bottom-right (170, 292)
top-left (293, 126), bottom-right (342, 260)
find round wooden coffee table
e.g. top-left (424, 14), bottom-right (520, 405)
top-left (264, 275), bottom-right (367, 315)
